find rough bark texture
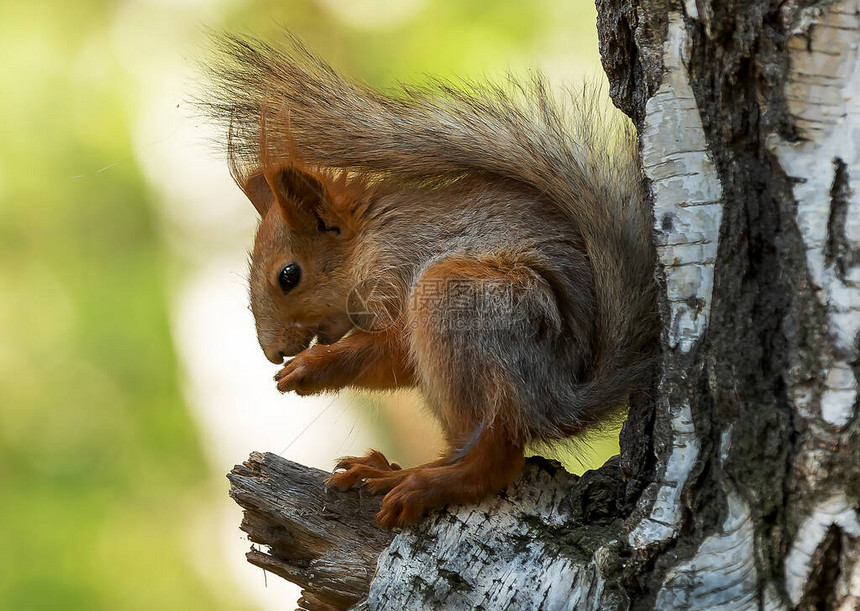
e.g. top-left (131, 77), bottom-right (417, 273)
top-left (595, 0), bottom-right (860, 608)
top-left (228, 453), bottom-right (394, 610)
top-left (229, 1), bottom-right (860, 608)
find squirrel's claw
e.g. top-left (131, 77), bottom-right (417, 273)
top-left (376, 478), bottom-right (427, 529)
top-left (274, 358), bottom-right (309, 394)
top-left (326, 450), bottom-right (405, 494)
top-left (274, 344), bottom-right (341, 395)
top-left (334, 449), bottom-right (399, 472)
top-left (274, 346), bottom-right (323, 394)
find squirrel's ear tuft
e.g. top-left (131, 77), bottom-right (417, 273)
top-left (243, 165), bottom-right (355, 234)
top-left (275, 166), bottom-right (327, 214)
top-left (241, 172), bottom-right (276, 217)
top-left (273, 166), bottom-right (347, 235)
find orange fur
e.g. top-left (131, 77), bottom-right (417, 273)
top-left (274, 329), bottom-right (414, 395)
top-left (329, 426), bottom-right (524, 529)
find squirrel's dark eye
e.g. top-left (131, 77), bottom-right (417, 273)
top-left (278, 263), bottom-right (301, 293)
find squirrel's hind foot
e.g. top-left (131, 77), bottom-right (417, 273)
top-left (326, 449), bottom-right (405, 493)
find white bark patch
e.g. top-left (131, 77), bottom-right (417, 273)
top-left (763, 584), bottom-right (790, 611)
top-left (683, 0), bottom-right (699, 21)
top-left (769, 0), bottom-right (860, 429)
top-left (366, 464), bottom-right (613, 610)
top-left (629, 402), bottom-right (700, 547)
top-left (642, 12), bottom-right (724, 355)
top-left (719, 425), bottom-right (733, 464)
top-left (784, 493), bottom-right (860, 605)
top-left (655, 492), bottom-right (759, 610)
top-left (840, 554), bottom-right (860, 611)
top-left (629, 11), bottom-right (718, 549)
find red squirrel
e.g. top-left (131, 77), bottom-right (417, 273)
top-left (203, 34), bottom-right (658, 528)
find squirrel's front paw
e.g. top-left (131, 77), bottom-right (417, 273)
top-left (274, 344), bottom-right (333, 395)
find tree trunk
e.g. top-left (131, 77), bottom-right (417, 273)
top-left (229, 1), bottom-right (860, 608)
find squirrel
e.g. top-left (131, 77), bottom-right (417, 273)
top-left (202, 33), bottom-right (658, 529)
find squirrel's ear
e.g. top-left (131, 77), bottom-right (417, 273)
top-left (273, 167), bottom-right (346, 235)
top-left (241, 172), bottom-right (276, 217)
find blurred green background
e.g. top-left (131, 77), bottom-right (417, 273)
top-left (0, 0), bottom-right (613, 608)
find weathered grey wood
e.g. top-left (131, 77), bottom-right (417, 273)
top-left (227, 452), bottom-right (394, 610)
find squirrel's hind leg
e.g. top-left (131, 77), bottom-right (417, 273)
top-left (367, 254), bottom-right (551, 527)
top-left (332, 253), bottom-right (555, 528)
top-left (326, 426), bottom-right (524, 528)
top-left (375, 426), bottom-right (524, 528)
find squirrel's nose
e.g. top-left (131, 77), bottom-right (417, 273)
top-left (263, 347), bottom-right (286, 364)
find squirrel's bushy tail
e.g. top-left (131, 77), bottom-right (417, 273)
top-left (202, 34), bottom-right (657, 433)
